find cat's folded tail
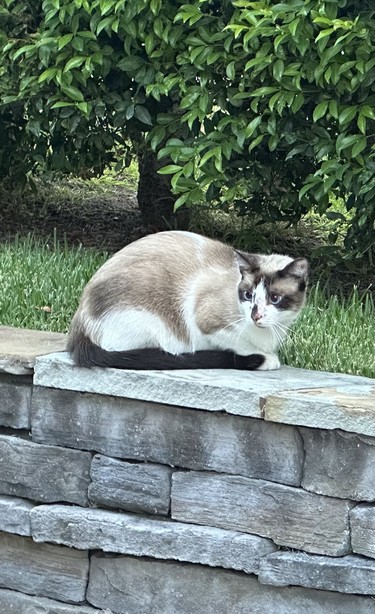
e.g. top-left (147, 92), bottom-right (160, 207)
top-left (68, 332), bottom-right (265, 371)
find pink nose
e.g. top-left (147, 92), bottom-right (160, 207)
top-left (251, 306), bottom-right (262, 322)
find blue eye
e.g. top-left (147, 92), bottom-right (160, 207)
top-left (269, 293), bottom-right (282, 305)
top-left (244, 290), bottom-right (253, 301)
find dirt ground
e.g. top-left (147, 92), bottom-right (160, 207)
top-left (1, 181), bottom-right (374, 296)
top-left (0, 185), bottom-right (151, 253)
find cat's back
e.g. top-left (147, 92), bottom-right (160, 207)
top-left (92, 230), bottom-right (234, 282)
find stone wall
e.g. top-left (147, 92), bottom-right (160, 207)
top-left (0, 327), bottom-right (374, 613)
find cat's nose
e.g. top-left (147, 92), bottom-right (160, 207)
top-left (251, 305), bottom-right (262, 322)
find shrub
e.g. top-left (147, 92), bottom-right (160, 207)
top-left (0, 0), bottom-right (374, 257)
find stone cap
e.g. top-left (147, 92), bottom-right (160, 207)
top-left (0, 326), bottom-right (67, 375)
top-left (34, 352), bottom-right (375, 437)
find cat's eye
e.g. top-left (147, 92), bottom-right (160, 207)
top-left (269, 293), bottom-right (282, 305)
top-left (243, 290), bottom-right (253, 301)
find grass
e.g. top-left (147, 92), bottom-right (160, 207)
top-left (0, 235), bottom-right (373, 378)
top-left (0, 235), bottom-right (107, 333)
top-left (281, 285), bottom-right (374, 378)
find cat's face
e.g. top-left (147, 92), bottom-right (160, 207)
top-left (238, 256), bottom-right (308, 336)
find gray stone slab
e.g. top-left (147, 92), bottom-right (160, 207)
top-left (171, 471), bottom-right (353, 556)
top-left (86, 553), bottom-right (375, 614)
top-left (31, 387), bottom-right (303, 486)
top-left (0, 434), bottom-right (91, 505)
top-left (30, 504), bottom-right (276, 574)
top-left (0, 373), bottom-right (32, 428)
top-left (258, 551), bottom-right (375, 595)
top-left (350, 505), bottom-right (375, 559)
top-left (301, 428), bottom-right (375, 501)
top-left (89, 455), bottom-right (173, 515)
top-left (34, 351), bottom-right (373, 420)
top-left (0, 588), bottom-right (102, 613)
top-left (264, 384), bottom-right (375, 436)
top-left (0, 496), bottom-right (35, 535)
top-left (0, 531), bottom-right (89, 603)
top-left (0, 327), bottom-right (66, 375)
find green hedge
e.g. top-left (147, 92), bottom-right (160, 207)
top-left (0, 0), bottom-right (374, 257)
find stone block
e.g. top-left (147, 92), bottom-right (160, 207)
top-left (86, 553), bottom-right (375, 614)
top-left (0, 495), bottom-right (35, 535)
top-left (0, 532), bottom-right (89, 603)
top-left (34, 352), bottom-right (373, 419)
top-left (0, 434), bottom-right (91, 505)
top-left (89, 455), bottom-right (172, 515)
top-left (258, 551), bottom-right (375, 595)
top-left (0, 373), bottom-right (32, 428)
top-left (350, 505), bottom-right (375, 559)
top-left (30, 504), bottom-right (276, 574)
top-left (0, 326), bottom-right (66, 375)
top-left (0, 588), bottom-right (101, 613)
top-left (32, 387), bottom-right (303, 486)
top-left (171, 471), bottom-right (353, 556)
top-left (264, 383), bottom-right (375, 437)
top-left (301, 428), bottom-right (375, 501)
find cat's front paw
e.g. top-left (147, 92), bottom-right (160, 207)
top-left (256, 354), bottom-right (281, 371)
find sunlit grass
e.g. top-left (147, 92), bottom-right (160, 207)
top-left (281, 285), bottom-right (374, 378)
top-left (0, 235), bottom-right (107, 333)
top-left (0, 236), bottom-right (373, 378)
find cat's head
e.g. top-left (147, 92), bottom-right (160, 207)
top-left (235, 250), bottom-right (309, 335)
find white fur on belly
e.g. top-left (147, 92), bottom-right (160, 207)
top-left (96, 308), bottom-right (191, 354)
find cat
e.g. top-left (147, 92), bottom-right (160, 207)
top-left (67, 231), bottom-right (308, 371)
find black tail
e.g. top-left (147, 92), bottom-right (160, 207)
top-left (68, 332), bottom-right (265, 371)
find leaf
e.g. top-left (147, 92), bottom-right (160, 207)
top-left (226, 61), bottom-right (235, 80)
top-left (313, 101), bottom-right (328, 122)
top-left (61, 85), bottom-right (84, 102)
top-left (134, 105), bottom-right (153, 126)
top-left (58, 34), bottom-right (73, 50)
top-left (351, 136), bottom-right (367, 158)
top-left (158, 165), bottom-right (183, 174)
top-left (38, 68), bottom-right (58, 83)
top-left (357, 114), bottom-right (366, 135)
top-left (338, 106), bottom-right (357, 126)
top-left (315, 28), bottom-right (334, 42)
top-left (245, 116), bottom-right (261, 138)
top-left (117, 56), bottom-right (144, 71)
top-left (299, 182), bottom-right (315, 199)
top-left (336, 133), bottom-right (360, 154)
top-left (51, 101), bottom-right (75, 109)
top-left (361, 105), bottom-right (375, 120)
top-left (273, 58), bottom-right (284, 81)
top-left (250, 86), bottom-right (279, 97)
top-left (328, 100), bottom-right (338, 119)
top-left (64, 56), bottom-right (86, 72)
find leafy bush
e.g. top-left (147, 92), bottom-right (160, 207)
top-left (0, 0), bottom-right (374, 257)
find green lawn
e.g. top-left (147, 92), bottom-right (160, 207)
top-left (0, 236), bottom-right (373, 378)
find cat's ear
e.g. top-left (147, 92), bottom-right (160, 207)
top-left (281, 258), bottom-right (309, 279)
top-left (234, 250), bottom-right (260, 275)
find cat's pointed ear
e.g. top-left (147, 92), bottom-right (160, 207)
top-left (234, 250), bottom-right (260, 275)
top-left (281, 258), bottom-right (309, 279)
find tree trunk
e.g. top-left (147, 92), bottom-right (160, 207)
top-left (137, 149), bottom-right (189, 231)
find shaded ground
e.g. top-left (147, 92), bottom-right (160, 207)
top-left (0, 183), bottom-right (151, 253)
top-left (0, 179), bottom-right (373, 296)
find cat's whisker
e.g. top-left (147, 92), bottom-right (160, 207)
top-left (272, 321), bottom-right (293, 334)
top-left (222, 316), bottom-right (246, 331)
top-left (273, 321), bottom-right (301, 340)
top-left (270, 323), bottom-right (284, 347)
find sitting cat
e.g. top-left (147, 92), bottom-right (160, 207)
top-left (67, 231), bottom-right (308, 370)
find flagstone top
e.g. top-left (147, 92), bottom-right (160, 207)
top-left (0, 326), bottom-right (67, 375)
top-left (1, 326), bottom-right (373, 436)
top-left (34, 350), bottom-right (375, 437)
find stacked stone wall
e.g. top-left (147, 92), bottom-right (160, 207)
top-left (0, 340), bottom-right (374, 613)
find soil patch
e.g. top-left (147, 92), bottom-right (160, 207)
top-left (0, 185), bottom-right (151, 252)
